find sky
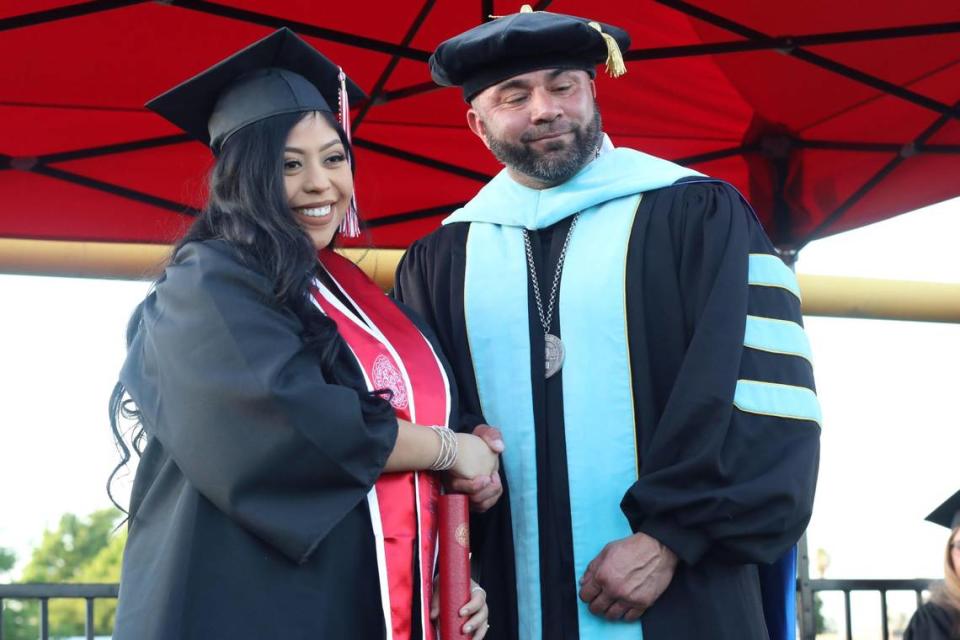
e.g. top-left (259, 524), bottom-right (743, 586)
top-left (794, 199), bottom-right (960, 582)
top-left (0, 197), bottom-right (958, 632)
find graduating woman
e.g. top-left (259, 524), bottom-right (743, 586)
top-left (905, 491), bottom-right (960, 640)
top-left (108, 28), bottom-right (495, 640)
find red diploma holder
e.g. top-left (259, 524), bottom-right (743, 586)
top-left (438, 494), bottom-right (471, 640)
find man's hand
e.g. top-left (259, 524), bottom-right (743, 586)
top-left (578, 532), bottom-right (678, 621)
top-left (444, 424), bottom-right (504, 512)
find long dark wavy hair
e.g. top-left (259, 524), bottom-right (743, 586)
top-left (108, 110), bottom-right (391, 513)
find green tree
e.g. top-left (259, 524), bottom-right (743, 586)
top-left (0, 547), bottom-right (15, 573)
top-left (20, 508), bottom-right (121, 583)
top-left (814, 593), bottom-right (828, 633)
top-left (3, 508), bottom-right (124, 640)
top-left (1, 547), bottom-right (31, 640)
top-left (0, 546), bottom-right (23, 640)
top-left (2, 600), bottom-right (33, 640)
top-left (48, 529), bottom-right (126, 635)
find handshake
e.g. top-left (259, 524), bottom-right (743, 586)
top-left (445, 424), bottom-right (505, 513)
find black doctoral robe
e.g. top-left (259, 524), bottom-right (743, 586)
top-left (113, 240), bottom-right (456, 640)
top-left (905, 601), bottom-right (960, 640)
top-left (395, 180), bottom-right (821, 640)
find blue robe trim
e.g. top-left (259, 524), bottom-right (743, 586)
top-left (559, 193), bottom-right (643, 639)
top-left (748, 254), bottom-right (803, 300)
top-left (744, 315), bottom-right (813, 363)
top-left (463, 223), bottom-right (544, 638)
top-left (734, 380), bottom-right (822, 426)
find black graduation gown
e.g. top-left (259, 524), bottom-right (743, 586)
top-left (394, 180), bottom-right (821, 640)
top-left (113, 239), bottom-right (455, 640)
top-left (905, 601), bottom-right (960, 640)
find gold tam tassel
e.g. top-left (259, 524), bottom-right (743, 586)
top-left (589, 21), bottom-right (627, 78)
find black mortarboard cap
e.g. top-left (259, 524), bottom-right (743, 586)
top-left (926, 489), bottom-right (960, 529)
top-left (429, 5), bottom-right (630, 101)
top-left (147, 28), bottom-right (366, 153)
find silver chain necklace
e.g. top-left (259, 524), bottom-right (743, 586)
top-left (521, 214), bottom-right (580, 378)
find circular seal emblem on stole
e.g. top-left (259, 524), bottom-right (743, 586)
top-left (372, 354), bottom-right (408, 410)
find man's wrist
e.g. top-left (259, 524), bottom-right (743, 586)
top-left (651, 535), bottom-right (678, 569)
top-left (636, 518), bottom-right (709, 566)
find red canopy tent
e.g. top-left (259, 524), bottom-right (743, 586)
top-left (1, 0), bottom-right (959, 253)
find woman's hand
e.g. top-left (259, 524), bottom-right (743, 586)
top-left (451, 432), bottom-right (499, 479)
top-left (430, 579), bottom-right (490, 638)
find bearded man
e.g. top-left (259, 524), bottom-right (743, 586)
top-left (395, 7), bottom-right (821, 640)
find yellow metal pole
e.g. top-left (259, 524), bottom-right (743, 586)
top-left (2, 238), bottom-right (958, 323)
top-left (336, 247), bottom-right (404, 291)
top-left (0, 238), bottom-right (171, 280)
top-left (0, 238), bottom-right (405, 290)
top-left (796, 274), bottom-right (960, 323)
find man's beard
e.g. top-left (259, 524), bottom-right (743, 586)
top-left (486, 109), bottom-right (603, 186)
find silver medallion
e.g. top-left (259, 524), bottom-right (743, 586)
top-left (544, 333), bottom-right (565, 379)
top-left (522, 214), bottom-right (580, 380)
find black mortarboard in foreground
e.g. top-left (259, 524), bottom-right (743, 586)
top-left (429, 4), bottom-right (631, 101)
top-left (147, 28), bottom-right (366, 153)
top-left (926, 489), bottom-right (960, 529)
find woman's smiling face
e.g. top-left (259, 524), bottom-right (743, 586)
top-left (283, 112), bottom-right (353, 250)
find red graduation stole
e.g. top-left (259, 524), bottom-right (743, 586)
top-left (311, 250), bottom-right (450, 640)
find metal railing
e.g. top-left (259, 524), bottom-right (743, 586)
top-left (797, 537), bottom-right (938, 639)
top-left (0, 583), bottom-right (119, 640)
top-left (0, 577), bottom-right (940, 640)
top-left (806, 578), bottom-right (934, 640)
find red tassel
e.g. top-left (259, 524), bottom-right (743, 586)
top-left (337, 67), bottom-right (360, 238)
